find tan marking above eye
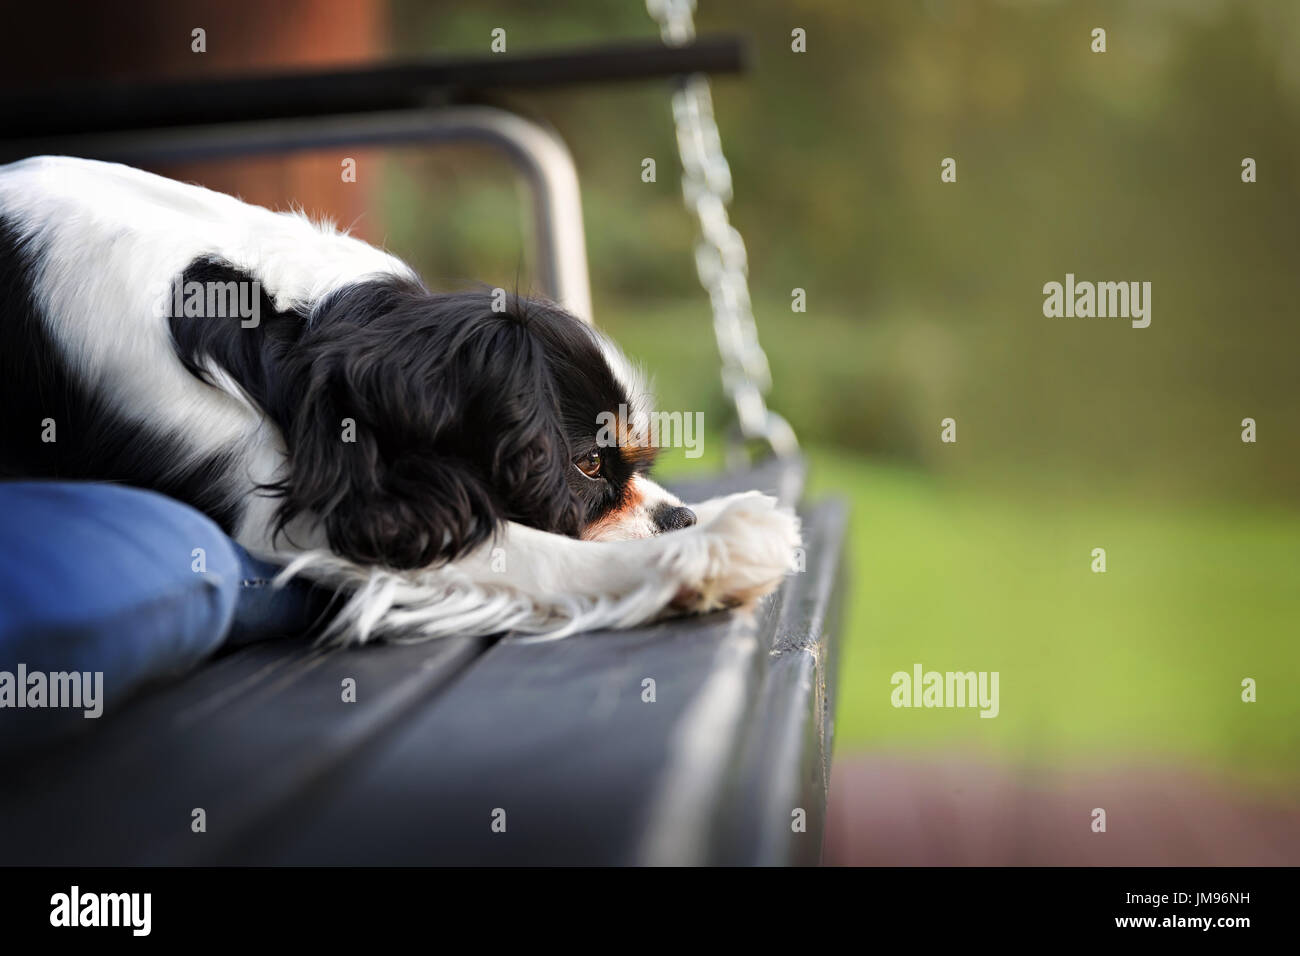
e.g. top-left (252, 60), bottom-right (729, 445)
top-left (574, 450), bottom-right (602, 479)
top-left (612, 417), bottom-right (657, 468)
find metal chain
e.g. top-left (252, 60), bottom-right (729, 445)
top-left (646, 0), bottom-right (798, 463)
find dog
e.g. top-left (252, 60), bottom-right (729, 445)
top-left (0, 156), bottom-right (799, 643)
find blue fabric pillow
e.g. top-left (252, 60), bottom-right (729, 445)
top-left (0, 481), bottom-right (329, 750)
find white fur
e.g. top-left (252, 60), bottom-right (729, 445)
top-left (1, 156), bottom-right (802, 644)
top-left (0, 155), bottom-right (416, 536)
top-left (581, 473), bottom-right (685, 541)
top-left (280, 492), bottom-right (801, 646)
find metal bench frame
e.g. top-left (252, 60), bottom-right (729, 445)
top-left (0, 36), bottom-right (751, 323)
top-left (23, 106), bottom-right (595, 324)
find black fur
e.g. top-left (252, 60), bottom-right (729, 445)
top-left (168, 263), bottom-right (642, 569)
top-left (0, 219), bottom-right (245, 531)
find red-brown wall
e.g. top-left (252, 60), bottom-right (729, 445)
top-left (2, 0), bottom-right (390, 240)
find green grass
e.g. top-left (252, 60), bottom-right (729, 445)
top-left (813, 449), bottom-right (1300, 790)
top-left (653, 440), bottom-right (1300, 794)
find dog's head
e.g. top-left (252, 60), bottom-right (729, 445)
top-left (176, 275), bottom-right (694, 569)
top-left (543, 310), bottom-right (699, 544)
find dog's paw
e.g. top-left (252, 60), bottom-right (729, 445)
top-left (666, 492), bottom-right (801, 614)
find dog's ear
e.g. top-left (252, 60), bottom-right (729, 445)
top-left (265, 285), bottom-right (582, 569)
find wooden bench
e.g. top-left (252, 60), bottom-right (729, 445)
top-left (0, 459), bottom-right (845, 865)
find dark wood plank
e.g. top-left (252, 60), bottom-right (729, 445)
top-left (0, 632), bottom-right (489, 864)
top-left (234, 610), bottom-right (768, 865)
top-left (713, 499), bottom-right (847, 864)
top-left (234, 497), bottom-right (846, 865)
top-left (668, 455), bottom-right (806, 510)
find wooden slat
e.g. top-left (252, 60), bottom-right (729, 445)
top-left (0, 632), bottom-right (489, 864)
top-left (241, 609), bottom-right (767, 864)
top-left (668, 456), bottom-right (806, 511)
top-left (713, 499), bottom-right (848, 864)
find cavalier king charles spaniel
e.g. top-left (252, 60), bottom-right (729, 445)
top-left (0, 156), bottom-right (799, 643)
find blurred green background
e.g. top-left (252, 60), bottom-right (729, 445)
top-left (381, 0), bottom-right (1299, 792)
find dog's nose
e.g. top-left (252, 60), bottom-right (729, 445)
top-left (653, 504), bottom-right (697, 532)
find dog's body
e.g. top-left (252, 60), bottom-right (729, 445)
top-left (0, 156), bottom-right (798, 642)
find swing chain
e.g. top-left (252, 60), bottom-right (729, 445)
top-left (646, 0), bottom-right (799, 464)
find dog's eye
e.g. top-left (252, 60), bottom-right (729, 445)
top-left (574, 450), bottom-right (602, 479)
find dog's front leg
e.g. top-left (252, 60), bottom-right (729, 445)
top-left (299, 491), bottom-right (800, 644)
